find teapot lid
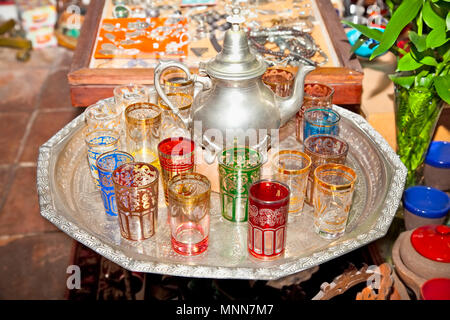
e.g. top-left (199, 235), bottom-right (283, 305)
top-left (205, 7), bottom-right (267, 81)
top-left (410, 225), bottom-right (450, 263)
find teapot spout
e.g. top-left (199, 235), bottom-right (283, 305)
top-left (277, 65), bottom-right (315, 126)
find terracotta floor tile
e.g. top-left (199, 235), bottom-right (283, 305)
top-left (20, 110), bottom-right (84, 163)
top-left (0, 47), bottom-right (72, 70)
top-left (0, 112), bottom-right (30, 165)
top-left (0, 68), bottom-right (49, 113)
top-left (0, 166), bottom-right (57, 236)
top-left (0, 232), bottom-right (73, 299)
top-left (0, 166), bottom-right (12, 204)
top-left (37, 68), bottom-right (73, 110)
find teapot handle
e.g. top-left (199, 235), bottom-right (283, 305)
top-left (154, 61), bottom-right (193, 128)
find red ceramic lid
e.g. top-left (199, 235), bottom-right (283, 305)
top-left (411, 225), bottom-right (450, 263)
top-left (421, 278), bottom-right (450, 300)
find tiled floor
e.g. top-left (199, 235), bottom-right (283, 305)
top-left (0, 47), bottom-right (84, 299)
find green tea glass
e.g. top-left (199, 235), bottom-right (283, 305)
top-left (218, 147), bottom-right (263, 222)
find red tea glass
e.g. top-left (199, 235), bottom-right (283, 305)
top-left (158, 137), bottom-right (195, 205)
top-left (248, 180), bottom-right (290, 261)
top-left (112, 162), bottom-right (159, 241)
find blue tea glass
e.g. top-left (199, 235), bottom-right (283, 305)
top-left (303, 108), bottom-right (340, 140)
top-left (96, 151), bottom-right (134, 216)
top-left (85, 129), bottom-right (120, 188)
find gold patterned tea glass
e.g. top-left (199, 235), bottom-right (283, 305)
top-left (114, 84), bottom-right (149, 114)
top-left (304, 134), bottom-right (349, 206)
top-left (161, 67), bottom-right (194, 97)
top-left (262, 67), bottom-right (294, 97)
top-left (272, 150), bottom-right (311, 216)
top-left (85, 129), bottom-right (120, 188)
top-left (158, 92), bottom-right (193, 139)
top-left (112, 162), bottom-right (159, 241)
top-left (313, 163), bottom-right (357, 240)
top-left (85, 98), bottom-right (122, 133)
top-left (168, 172), bottom-right (211, 256)
top-left (296, 82), bottom-right (334, 142)
top-left (125, 102), bottom-right (161, 166)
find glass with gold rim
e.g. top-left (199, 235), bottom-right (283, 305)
top-left (124, 102), bottom-right (161, 167)
top-left (313, 163), bottom-right (357, 240)
top-left (112, 162), bottom-right (159, 241)
top-left (168, 172), bottom-right (211, 256)
top-left (272, 150), bottom-right (311, 216)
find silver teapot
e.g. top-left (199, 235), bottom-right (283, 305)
top-left (154, 7), bottom-right (315, 162)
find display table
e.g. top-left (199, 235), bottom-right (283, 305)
top-left (68, 0), bottom-right (363, 107)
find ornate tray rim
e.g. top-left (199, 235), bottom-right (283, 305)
top-left (37, 106), bottom-right (407, 280)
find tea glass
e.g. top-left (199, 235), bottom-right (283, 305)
top-left (85, 129), bottom-right (120, 188)
top-left (114, 84), bottom-right (149, 113)
top-left (313, 163), bottom-right (357, 239)
top-left (272, 150), bottom-right (311, 216)
top-left (218, 147), bottom-right (263, 222)
top-left (248, 180), bottom-right (290, 260)
top-left (112, 162), bottom-right (159, 241)
top-left (296, 82), bottom-right (334, 142)
top-left (303, 108), bottom-right (340, 141)
top-left (303, 134), bottom-right (349, 205)
top-left (124, 102), bottom-right (161, 166)
top-left (158, 137), bottom-right (195, 205)
top-left (161, 67), bottom-right (195, 97)
top-left (168, 172), bottom-right (211, 256)
top-left (96, 151), bottom-right (134, 217)
top-left (158, 92), bottom-right (192, 139)
top-left (262, 67), bottom-right (294, 98)
top-left (85, 98), bottom-right (122, 133)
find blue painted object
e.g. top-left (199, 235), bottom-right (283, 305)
top-left (303, 108), bottom-right (340, 141)
top-left (97, 151), bottom-right (134, 216)
top-left (346, 27), bottom-right (385, 58)
top-left (86, 132), bottom-right (119, 188)
top-left (425, 141), bottom-right (450, 168)
top-left (403, 186), bottom-right (450, 219)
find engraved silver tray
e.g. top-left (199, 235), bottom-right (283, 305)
top-left (37, 105), bottom-right (407, 280)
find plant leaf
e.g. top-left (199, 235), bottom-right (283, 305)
top-left (426, 25), bottom-right (449, 48)
top-left (447, 11), bottom-right (450, 30)
top-left (370, 0), bottom-right (423, 59)
top-left (410, 47), bottom-right (439, 66)
top-left (439, 42), bottom-right (450, 62)
top-left (350, 37), bottom-right (366, 53)
top-left (434, 74), bottom-right (450, 104)
top-left (397, 52), bottom-right (424, 71)
top-left (409, 31), bottom-right (427, 52)
top-left (423, 0), bottom-right (446, 29)
top-left (341, 21), bottom-right (384, 41)
top-left (389, 74), bottom-right (416, 88)
top-left (417, 73), bottom-right (434, 88)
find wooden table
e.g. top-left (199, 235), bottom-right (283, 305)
top-left (68, 0), bottom-right (363, 107)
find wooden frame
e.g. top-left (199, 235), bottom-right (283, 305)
top-left (68, 0), bottom-right (363, 107)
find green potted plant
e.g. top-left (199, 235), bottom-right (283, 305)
top-left (343, 0), bottom-right (449, 187)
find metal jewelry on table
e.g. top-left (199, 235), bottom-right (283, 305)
top-left (248, 27), bottom-right (328, 67)
top-left (113, 5), bottom-right (131, 19)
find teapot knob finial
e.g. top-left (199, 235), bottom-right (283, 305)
top-left (227, 4), bottom-right (245, 30)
